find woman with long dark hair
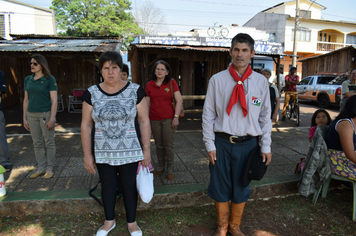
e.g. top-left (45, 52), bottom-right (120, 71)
top-left (326, 95), bottom-right (356, 180)
top-left (23, 54), bottom-right (58, 179)
top-left (145, 60), bottom-right (183, 180)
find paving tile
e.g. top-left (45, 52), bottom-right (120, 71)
top-left (60, 165), bottom-right (92, 177)
top-left (52, 176), bottom-right (93, 191)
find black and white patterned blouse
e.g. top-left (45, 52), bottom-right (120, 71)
top-left (82, 82), bottom-right (146, 166)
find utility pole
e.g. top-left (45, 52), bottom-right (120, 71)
top-left (292, 0), bottom-right (299, 67)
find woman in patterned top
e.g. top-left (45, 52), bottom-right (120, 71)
top-left (326, 95), bottom-right (356, 180)
top-left (81, 51), bottom-right (151, 236)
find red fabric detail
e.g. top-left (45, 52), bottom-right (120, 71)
top-left (285, 74), bottom-right (299, 92)
top-left (226, 64), bottom-right (252, 116)
top-left (145, 80), bottom-right (179, 120)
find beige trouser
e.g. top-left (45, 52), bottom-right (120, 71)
top-left (150, 119), bottom-right (175, 174)
top-left (282, 91), bottom-right (297, 116)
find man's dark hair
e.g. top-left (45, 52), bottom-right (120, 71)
top-left (122, 64), bottom-right (129, 76)
top-left (230, 33), bottom-right (255, 52)
top-left (99, 51), bottom-right (123, 71)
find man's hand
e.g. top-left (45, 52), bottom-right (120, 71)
top-left (208, 150), bottom-right (217, 165)
top-left (262, 152), bottom-right (272, 165)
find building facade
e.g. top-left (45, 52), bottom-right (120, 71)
top-left (0, 0), bottom-right (56, 40)
top-left (243, 0), bottom-right (356, 77)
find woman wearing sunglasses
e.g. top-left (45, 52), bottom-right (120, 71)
top-left (23, 54), bottom-right (58, 179)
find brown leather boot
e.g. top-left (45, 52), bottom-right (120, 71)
top-left (228, 202), bottom-right (246, 236)
top-left (214, 201), bottom-right (229, 236)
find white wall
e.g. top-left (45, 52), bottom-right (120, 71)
top-left (0, 0), bottom-right (56, 39)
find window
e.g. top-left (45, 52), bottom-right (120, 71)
top-left (0, 15), bottom-right (5, 38)
top-left (299, 77), bottom-right (312, 85)
top-left (299, 10), bottom-right (311, 19)
top-left (346, 34), bottom-right (356, 44)
top-left (317, 76), bottom-right (336, 84)
top-left (292, 28), bottom-right (311, 41)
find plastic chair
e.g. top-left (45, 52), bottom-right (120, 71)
top-left (57, 94), bottom-right (64, 112)
top-left (68, 89), bottom-right (85, 113)
top-left (313, 171), bottom-right (356, 222)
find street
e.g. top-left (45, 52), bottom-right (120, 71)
top-left (274, 94), bottom-right (340, 128)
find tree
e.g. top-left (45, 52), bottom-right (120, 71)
top-left (51, 0), bottom-right (142, 49)
top-left (132, 0), bottom-right (166, 35)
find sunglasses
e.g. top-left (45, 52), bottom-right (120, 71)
top-left (29, 62), bottom-right (38, 66)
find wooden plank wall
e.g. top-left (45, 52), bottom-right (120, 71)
top-left (301, 48), bottom-right (356, 78)
top-left (0, 52), bottom-right (101, 109)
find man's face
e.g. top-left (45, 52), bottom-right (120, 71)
top-left (290, 68), bottom-right (296, 75)
top-left (229, 42), bottom-right (255, 71)
top-left (350, 70), bottom-right (356, 81)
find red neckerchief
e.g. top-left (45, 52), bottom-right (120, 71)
top-left (226, 64), bottom-right (252, 117)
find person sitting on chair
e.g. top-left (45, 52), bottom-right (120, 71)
top-left (326, 95), bottom-right (356, 180)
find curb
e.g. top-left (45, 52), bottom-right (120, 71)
top-left (0, 174), bottom-right (300, 216)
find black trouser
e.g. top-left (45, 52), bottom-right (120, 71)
top-left (97, 162), bottom-right (138, 223)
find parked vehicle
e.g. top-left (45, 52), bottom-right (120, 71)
top-left (296, 74), bottom-right (346, 108)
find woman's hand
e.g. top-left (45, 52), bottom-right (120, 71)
top-left (141, 149), bottom-right (151, 167)
top-left (46, 119), bottom-right (55, 130)
top-left (23, 118), bottom-right (30, 131)
top-left (171, 117), bottom-right (179, 129)
top-left (84, 154), bottom-right (96, 174)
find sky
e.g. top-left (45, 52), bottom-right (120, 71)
top-left (19, 0), bottom-right (356, 34)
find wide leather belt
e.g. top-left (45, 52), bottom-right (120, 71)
top-left (215, 132), bottom-right (255, 144)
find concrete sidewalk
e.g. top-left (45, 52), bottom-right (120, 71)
top-left (0, 128), bottom-right (309, 215)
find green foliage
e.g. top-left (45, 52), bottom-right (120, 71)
top-left (50, 0), bottom-right (142, 49)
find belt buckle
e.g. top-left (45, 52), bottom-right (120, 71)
top-left (229, 135), bottom-right (239, 143)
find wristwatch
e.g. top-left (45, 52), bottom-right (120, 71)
top-left (174, 115), bottom-right (179, 118)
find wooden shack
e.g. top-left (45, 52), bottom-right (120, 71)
top-left (128, 35), bottom-right (286, 108)
top-left (0, 35), bottom-right (121, 109)
top-left (298, 46), bottom-right (356, 78)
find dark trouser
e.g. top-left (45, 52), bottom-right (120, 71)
top-left (97, 162), bottom-right (138, 223)
top-left (208, 134), bottom-right (256, 203)
top-left (0, 111), bottom-right (10, 167)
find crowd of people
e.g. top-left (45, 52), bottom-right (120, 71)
top-left (1, 31), bottom-right (356, 236)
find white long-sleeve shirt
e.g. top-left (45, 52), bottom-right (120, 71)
top-left (202, 69), bottom-right (272, 153)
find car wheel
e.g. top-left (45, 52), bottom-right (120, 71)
top-left (318, 94), bottom-right (330, 108)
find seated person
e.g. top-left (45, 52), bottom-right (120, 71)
top-left (326, 95), bottom-right (356, 180)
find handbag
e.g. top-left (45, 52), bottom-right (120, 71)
top-left (170, 79), bottom-right (184, 118)
top-left (136, 163), bottom-right (154, 203)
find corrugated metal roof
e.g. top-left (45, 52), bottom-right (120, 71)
top-left (133, 44), bottom-right (294, 57)
top-left (0, 38), bottom-right (121, 52)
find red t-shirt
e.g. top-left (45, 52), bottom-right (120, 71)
top-left (145, 79), bottom-right (179, 120)
top-left (285, 74), bottom-right (299, 92)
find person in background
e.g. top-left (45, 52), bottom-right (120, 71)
top-left (81, 51), bottom-right (151, 236)
top-left (340, 68), bottom-right (356, 111)
top-left (262, 68), bottom-right (280, 122)
top-left (145, 60), bottom-right (183, 181)
top-left (326, 95), bottom-right (356, 180)
top-left (23, 54), bottom-right (57, 179)
top-left (281, 66), bottom-right (299, 121)
top-left (202, 33), bottom-right (272, 236)
top-left (121, 64), bottom-right (129, 81)
top-left (270, 67), bottom-right (285, 95)
top-left (309, 109), bottom-right (332, 142)
top-left (0, 70), bottom-right (11, 172)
